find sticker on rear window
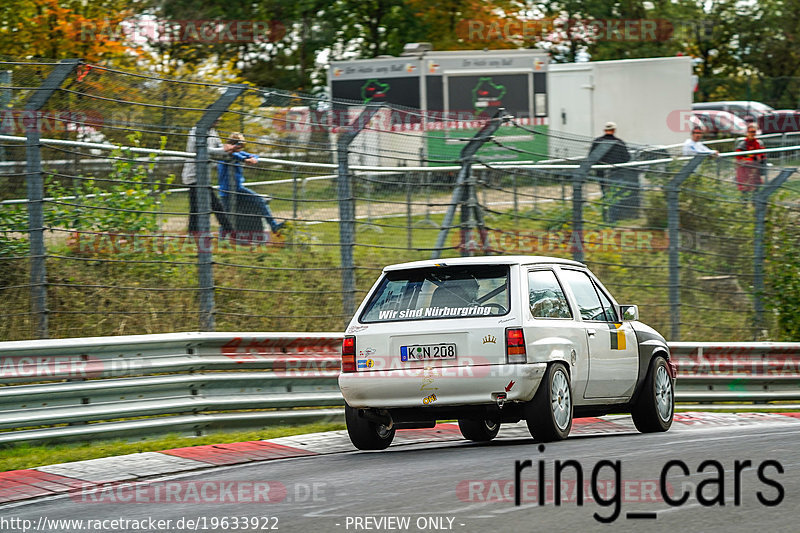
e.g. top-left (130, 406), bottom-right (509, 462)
top-left (378, 306), bottom-right (493, 320)
top-left (360, 264), bottom-right (510, 323)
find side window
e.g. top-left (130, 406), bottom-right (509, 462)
top-left (594, 283), bottom-right (619, 322)
top-left (559, 269), bottom-right (606, 321)
top-left (528, 270), bottom-right (572, 319)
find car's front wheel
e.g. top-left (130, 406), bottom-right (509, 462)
top-left (458, 418), bottom-right (500, 442)
top-left (631, 356), bottom-right (674, 432)
top-left (345, 403), bottom-right (396, 450)
top-left (526, 362), bottom-right (572, 441)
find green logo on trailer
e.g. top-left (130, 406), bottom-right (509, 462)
top-left (472, 77), bottom-right (506, 116)
top-left (361, 79), bottom-right (390, 104)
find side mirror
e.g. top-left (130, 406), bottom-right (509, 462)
top-left (620, 304), bottom-right (639, 321)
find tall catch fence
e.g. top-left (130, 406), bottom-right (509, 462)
top-left (1, 58), bottom-right (799, 342)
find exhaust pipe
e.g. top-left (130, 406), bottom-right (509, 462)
top-left (363, 408), bottom-right (394, 429)
top-left (495, 392), bottom-right (507, 409)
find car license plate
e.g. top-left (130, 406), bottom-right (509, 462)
top-left (401, 343), bottom-right (456, 361)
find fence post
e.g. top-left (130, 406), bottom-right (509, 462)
top-left (571, 142), bottom-right (613, 263)
top-left (24, 58), bottom-right (79, 339)
top-left (667, 155), bottom-right (707, 341)
top-left (337, 105), bottom-right (381, 324)
top-left (431, 110), bottom-right (507, 260)
top-left (0, 70), bottom-right (10, 162)
top-left (406, 169), bottom-right (413, 250)
top-left (753, 167), bottom-right (796, 337)
top-left (464, 169), bottom-right (480, 256)
top-left (193, 85), bottom-right (246, 332)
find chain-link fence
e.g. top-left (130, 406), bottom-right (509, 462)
top-left (2, 58), bottom-right (799, 342)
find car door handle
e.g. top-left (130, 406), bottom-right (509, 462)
top-left (587, 329), bottom-right (596, 336)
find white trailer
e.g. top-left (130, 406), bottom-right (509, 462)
top-left (547, 56), bottom-right (693, 159)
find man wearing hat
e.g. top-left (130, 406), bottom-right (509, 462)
top-left (590, 121), bottom-right (633, 222)
top-left (591, 121), bottom-right (631, 166)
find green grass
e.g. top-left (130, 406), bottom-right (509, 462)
top-left (0, 422), bottom-right (346, 472)
top-left (2, 170), bottom-right (796, 341)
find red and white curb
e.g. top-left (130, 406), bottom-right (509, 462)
top-left (1, 412), bottom-right (798, 505)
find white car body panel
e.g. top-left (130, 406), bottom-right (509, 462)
top-left (339, 256), bottom-right (646, 411)
top-left (339, 363), bottom-right (547, 408)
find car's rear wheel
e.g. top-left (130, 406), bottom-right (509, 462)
top-left (526, 362), bottom-right (572, 442)
top-left (631, 356), bottom-right (674, 433)
top-left (345, 403), bottom-right (395, 450)
top-left (458, 418), bottom-right (500, 442)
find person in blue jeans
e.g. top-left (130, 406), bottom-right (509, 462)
top-left (217, 132), bottom-right (285, 234)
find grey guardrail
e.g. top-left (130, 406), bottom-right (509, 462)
top-left (0, 334), bottom-right (798, 445)
top-left (669, 342), bottom-right (800, 406)
top-left (0, 333), bottom-right (344, 444)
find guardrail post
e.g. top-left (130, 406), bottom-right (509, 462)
top-left (753, 167), bottom-right (797, 338)
top-left (24, 58), bottom-right (80, 339)
top-left (431, 109), bottom-right (508, 260)
top-left (571, 142), bottom-right (612, 263)
top-left (194, 85), bottom-right (246, 331)
top-left (667, 155), bottom-right (707, 341)
top-left (337, 105), bottom-right (382, 324)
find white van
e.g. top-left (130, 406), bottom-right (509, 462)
top-left (692, 101), bottom-right (774, 122)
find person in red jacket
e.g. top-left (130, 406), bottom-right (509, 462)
top-left (735, 124), bottom-right (766, 193)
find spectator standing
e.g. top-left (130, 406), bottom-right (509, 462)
top-left (682, 127), bottom-right (719, 157)
top-left (591, 121), bottom-right (631, 168)
top-left (182, 126), bottom-right (234, 235)
top-left (590, 121), bottom-right (634, 222)
top-left (735, 124), bottom-right (767, 194)
top-left (217, 133), bottom-right (285, 234)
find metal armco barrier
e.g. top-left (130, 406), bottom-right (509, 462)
top-left (670, 342), bottom-right (800, 406)
top-left (0, 333), bottom-right (344, 445)
top-left (0, 335), bottom-right (798, 445)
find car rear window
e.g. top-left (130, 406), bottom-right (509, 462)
top-left (360, 265), bottom-right (510, 323)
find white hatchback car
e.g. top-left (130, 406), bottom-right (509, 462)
top-left (338, 256), bottom-right (675, 450)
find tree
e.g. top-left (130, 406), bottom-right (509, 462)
top-left (735, 0), bottom-right (800, 108)
top-left (0, 0), bottom-right (141, 63)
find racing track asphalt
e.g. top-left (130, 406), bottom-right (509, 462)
top-left (3, 414), bottom-right (799, 533)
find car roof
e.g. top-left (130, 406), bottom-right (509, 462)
top-left (692, 109), bottom-right (737, 117)
top-left (692, 101), bottom-right (770, 107)
top-left (383, 255), bottom-right (586, 272)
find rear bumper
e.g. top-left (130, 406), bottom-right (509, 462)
top-left (338, 363), bottom-right (548, 409)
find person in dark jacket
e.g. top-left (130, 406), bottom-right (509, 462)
top-left (590, 121), bottom-right (633, 222)
top-left (590, 121), bottom-right (631, 167)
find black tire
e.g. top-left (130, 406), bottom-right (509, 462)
top-left (525, 362), bottom-right (572, 442)
top-left (458, 418), bottom-right (500, 442)
top-left (345, 403), bottom-right (395, 450)
top-left (631, 356), bottom-right (674, 433)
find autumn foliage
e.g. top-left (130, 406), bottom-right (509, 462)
top-left (0, 0), bottom-right (134, 62)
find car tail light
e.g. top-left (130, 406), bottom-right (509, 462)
top-left (342, 336), bottom-right (357, 372)
top-left (506, 328), bottom-right (526, 364)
